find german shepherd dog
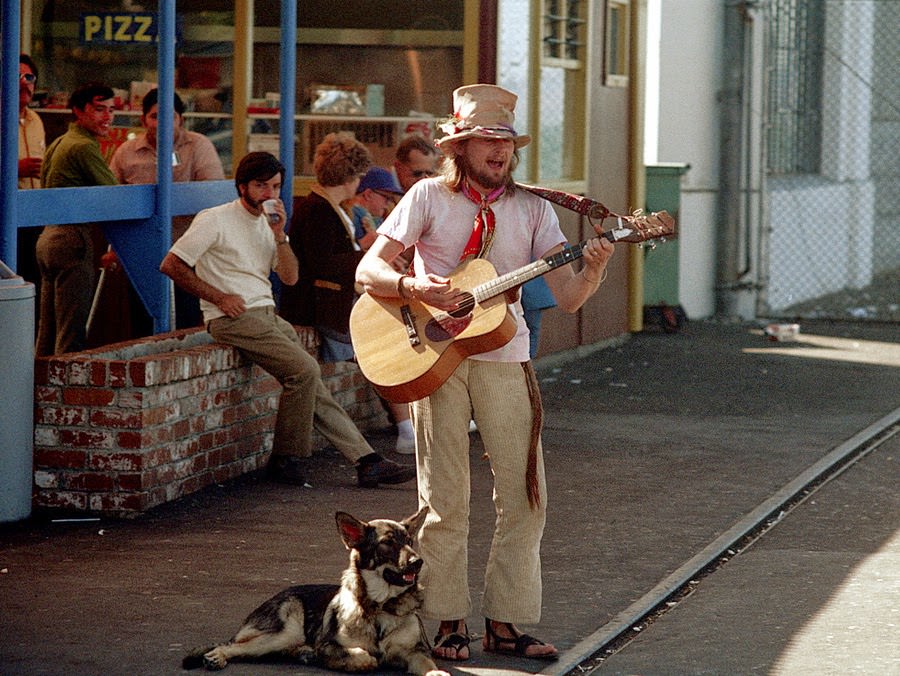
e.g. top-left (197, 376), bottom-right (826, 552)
top-left (182, 507), bottom-right (448, 675)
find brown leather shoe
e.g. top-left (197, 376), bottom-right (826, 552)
top-left (357, 458), bottom-right (416, 488)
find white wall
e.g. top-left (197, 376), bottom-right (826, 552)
top-left (649, 0), bottom-right (723, 318)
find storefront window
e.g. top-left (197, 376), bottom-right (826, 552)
top-left (27, 0), bottom-right (467, 176)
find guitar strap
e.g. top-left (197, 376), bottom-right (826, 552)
top-left (517, 182), bottom-right (614, 221)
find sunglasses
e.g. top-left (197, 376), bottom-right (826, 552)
top-left (20, 73), bottom-right (37, 83)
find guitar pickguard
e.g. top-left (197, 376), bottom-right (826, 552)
top-left (424, 312), bottom-right (473, 342)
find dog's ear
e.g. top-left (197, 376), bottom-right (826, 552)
top-left (335, 511), bottom-right (368, 549)
top-left (402, 505), bottom-right (429, 537)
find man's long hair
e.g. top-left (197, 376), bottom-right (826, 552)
top-left (439, 140), bottom-right (520, 193)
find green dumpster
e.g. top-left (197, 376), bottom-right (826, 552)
top-left (643, 163), bottom-right (688, 330)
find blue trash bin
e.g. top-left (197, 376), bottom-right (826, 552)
top-left (0, 260), bottom-right (35, 522)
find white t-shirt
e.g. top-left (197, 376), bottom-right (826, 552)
top-left (170, 199), bottom-right (279, 323)
top-left (378, 179), bottom-right (566, 362)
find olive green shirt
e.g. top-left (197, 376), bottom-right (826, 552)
top-left (41, 122), bottom-right (117, 188)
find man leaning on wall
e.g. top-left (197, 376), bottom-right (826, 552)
top-left (35, 82), bottom-right (117, 356)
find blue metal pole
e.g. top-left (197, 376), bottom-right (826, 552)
top-left (155, 0), bottom-right (176, 332)
top-left (280, 1), bottom-right (297, 219)
top-left (1, 0), bottom-right (22, 267)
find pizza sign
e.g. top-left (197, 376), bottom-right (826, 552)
top-left (80, 13), bottom-right (182, 45)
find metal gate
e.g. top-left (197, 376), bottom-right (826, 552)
top-left (760, 0), bottom-right (899, 322)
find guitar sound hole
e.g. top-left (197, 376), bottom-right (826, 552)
top-left (448, 292), bottom-right (475, 318)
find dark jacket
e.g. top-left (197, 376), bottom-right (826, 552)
top-left (279, 191), bottom-right (362, 334)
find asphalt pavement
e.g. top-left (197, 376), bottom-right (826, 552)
top-left (1, 318), bottom-right (898, 675)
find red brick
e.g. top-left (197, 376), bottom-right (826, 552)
top-left (34, 385), bottom-right (60, 404)
top-left (41, 358), bottom-right (68, 385)
top-left (62, 387), bottom-right (116, 407)
top-left (34, 448), bottom-right (88, 469)
top-left (60, 429), bottom-right (115, 449)
top-left (36, 406), bottom-right (88, 426)
top-left (129, 361), bottom-right (148, 387)
top-left (116, 430), bottom-right (143, 449)
top-left (34, 490), bottom-right (88, 511)
top-left (66, 359), bottom-right (92, 385)
top-left (89, 408), bottom-right (142, 429)
top-left (109, 361), bottom-right (128, 387)
top-left (117, 472), bottom-right (147, 491)
top-left (89, 452), bottom-right (145, 472)
top-left (90, 361), bottom-right (108, 386)
top-left (66, 472), bottom-right (115, 491)
top-left (89, 492), bottom-right (148, 514)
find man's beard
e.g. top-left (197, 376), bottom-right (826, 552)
top-left (460, 156), bottom-right (510, 190)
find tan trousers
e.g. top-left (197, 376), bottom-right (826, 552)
top-left (35, 224), bottom-right (95, 356)
top-left (208, 307), bottom-right (372, 462)
top-left (413, 359), bottom-right (547, 624)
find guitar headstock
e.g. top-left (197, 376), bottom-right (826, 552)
top-left (606, 210), bottom-right (676, 245)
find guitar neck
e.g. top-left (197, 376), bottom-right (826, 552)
top-left (473, 232), bottom-right (613, 303)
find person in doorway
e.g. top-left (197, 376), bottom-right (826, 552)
top-left (349, 166), bottom-right (404, 251)
top-left (110, 88), bottom-right (225, 185)
top-left (355, 84), bottom-right (615, 662)
top-left (388, 135), bottom-right (442, 287)
top-left (160, 151), bottom-right (415, 489)
top-left (17, 54), bottom-right (44, 189)
top-left (392, 133), bottom-right (441, 193)
top-left (278, 131), bottom-right (371, 363)
top-left (36, 82), bottom-right (117, 356)
top-left (16, 53), bottom-right (46, 318)
top-left (110, 87), bottom-right (225, 330)
top-left (347, 166), bottom-right (415, 454)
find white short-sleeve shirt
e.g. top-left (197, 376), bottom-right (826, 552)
top-left (169, 199), bottom-right (279, 323)
top-left (378, 179), bottom-right (566, 362)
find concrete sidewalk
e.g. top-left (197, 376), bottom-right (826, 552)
top-left (1, 319), bottom-right (898, 675)
top-left (594, 431), bottom-right (899, 675)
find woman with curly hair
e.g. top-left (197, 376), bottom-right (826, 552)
top-left (279, 131), bottom-right (371, 361)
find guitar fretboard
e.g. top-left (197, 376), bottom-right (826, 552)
top-left (472, 237), bottom-right (602, 303)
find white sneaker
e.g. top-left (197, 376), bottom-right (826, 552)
top-left (468, 419), bottom-right (478, 433)
top-left (395, 435), bottom-right (416, 454)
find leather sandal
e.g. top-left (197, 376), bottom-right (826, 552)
top-left (483, 619), bottom-right (558, 661)
top-left (432, 623), bottom-right (471, 661)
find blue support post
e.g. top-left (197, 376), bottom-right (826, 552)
top-left (280, 1), bottom-right (298, 220)
top-left (1, 0), bottom-right (22, 267)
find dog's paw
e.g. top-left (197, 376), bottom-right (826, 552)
top-left (425, 670), bottom-right (452, 676)
top-left (202, 648), bottom-right (228, 670)
top-left (288, 645), bottom-right (317, 665)
top-left (343, 648), bottom-right (378, 672)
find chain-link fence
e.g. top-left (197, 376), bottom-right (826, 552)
top-left (761, 0), bottom-right (899, 322)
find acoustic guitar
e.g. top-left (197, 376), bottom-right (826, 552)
top-left (350, 210), bottom-right (675, 403)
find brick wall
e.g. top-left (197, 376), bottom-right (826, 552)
top-left (32, 327), bottom-right (388, 517)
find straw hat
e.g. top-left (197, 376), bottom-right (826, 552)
top-left (435, 84), bottom-right (531, 155)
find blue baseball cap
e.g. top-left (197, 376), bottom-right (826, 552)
top-left (357, 166), bottom-right (404, 195)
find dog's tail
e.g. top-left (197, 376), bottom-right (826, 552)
top-left (181, 646), bottom-right (213, 670)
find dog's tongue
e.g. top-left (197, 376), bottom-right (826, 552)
top-left (403, 572), bottom-right (416, 583)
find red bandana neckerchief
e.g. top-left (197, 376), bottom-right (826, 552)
top-left (459, 180), bottom-right (506, 261)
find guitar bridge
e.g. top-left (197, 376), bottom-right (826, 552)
top-left (400, 304), bottom-right (421, 347)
